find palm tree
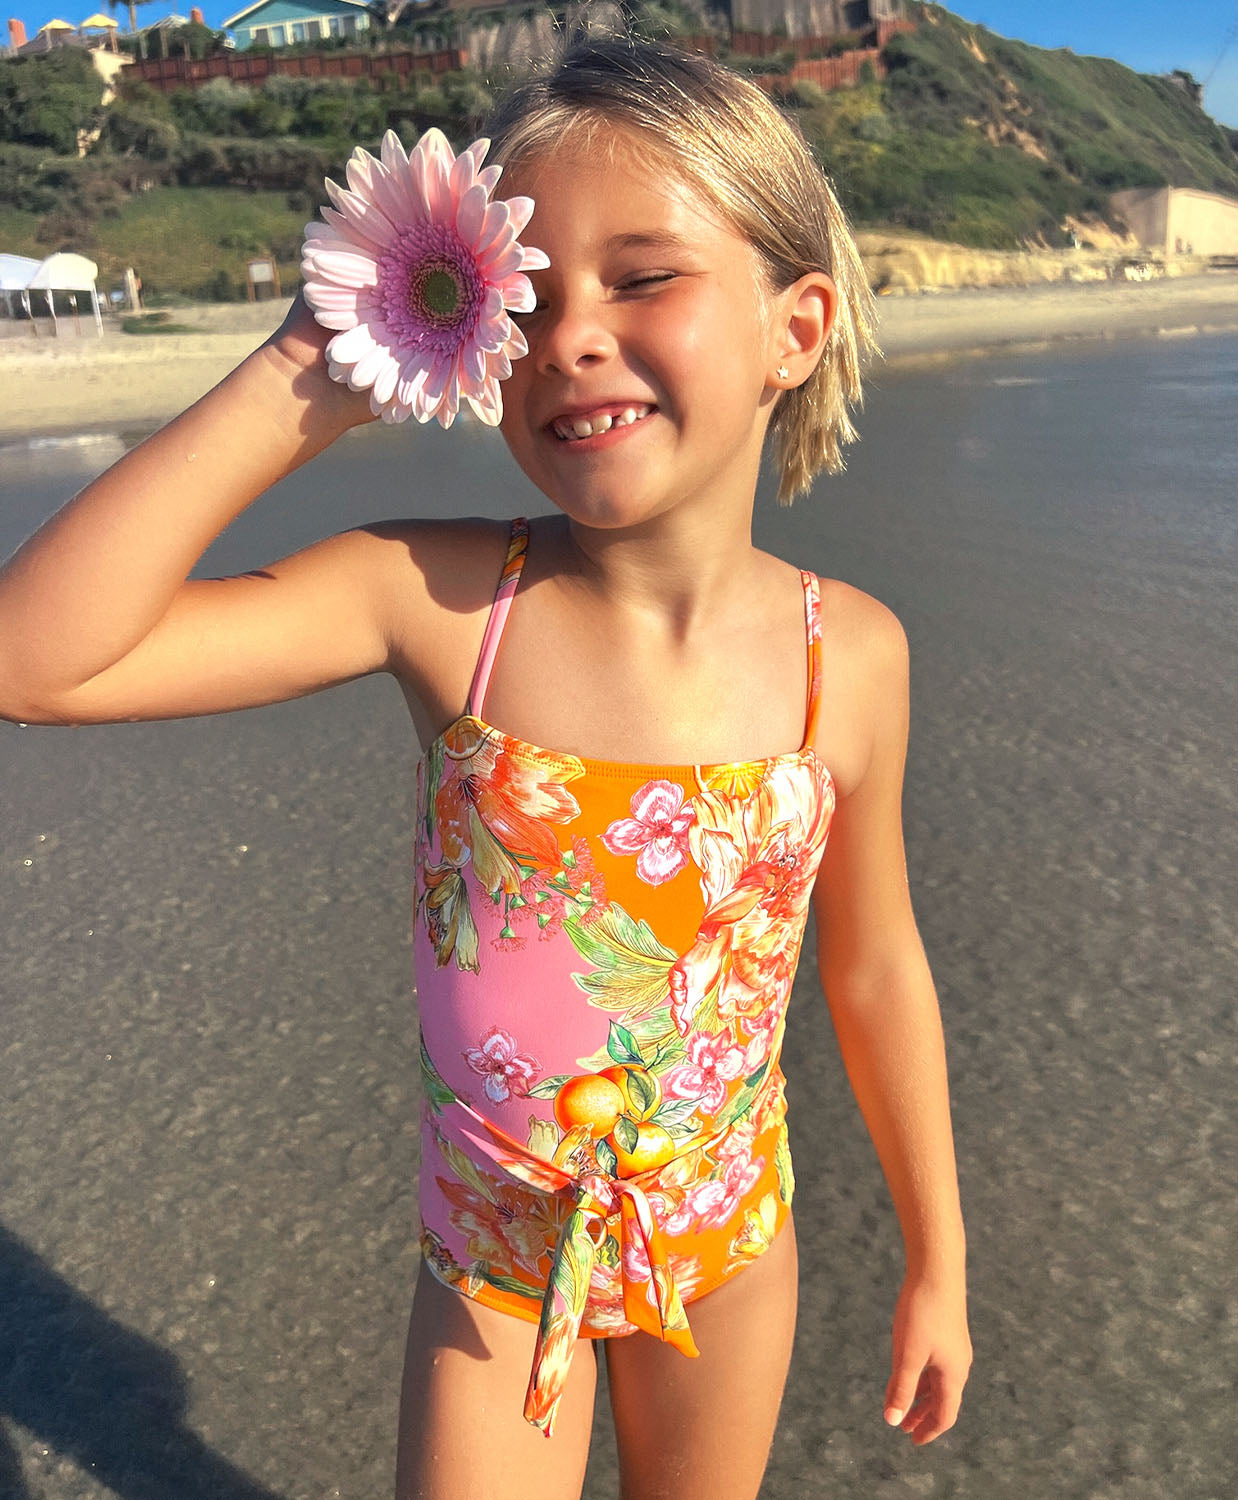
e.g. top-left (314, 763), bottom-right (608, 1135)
top-left (104, 0), bottom-right (160, 58)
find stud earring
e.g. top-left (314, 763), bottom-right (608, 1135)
top-left (776, 365), bottom-right (789, 380)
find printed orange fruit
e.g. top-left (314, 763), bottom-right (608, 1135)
top-left (600, 1064), bottom-right (662, 1122)
top-left (553, 1074), bottom-right (626, 1137)
top-left (604, 1120), bottom-right (676, 1179)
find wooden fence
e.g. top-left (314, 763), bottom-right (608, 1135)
top-left (127, 45), bottom-right (466, 94)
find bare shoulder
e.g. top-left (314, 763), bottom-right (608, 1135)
top-left (814, 576), bottom-right (909, 797)
top-left (360, 515), bottom-right (512, 619)
top-left (818, 576), bottom-right (907, 660)
top-left (358, 514), bottom-right (514, 725)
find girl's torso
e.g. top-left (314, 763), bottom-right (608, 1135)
top-left (409, 517), bottom-right (836, 1382)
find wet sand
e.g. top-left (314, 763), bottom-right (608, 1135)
top-left (2, 271), bottom-right (1238, 442)
top-left (0, 335), bottom-right (1234, 1498)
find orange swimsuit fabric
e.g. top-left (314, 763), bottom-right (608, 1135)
top-left (413, 517), bottom-right (835, 1436)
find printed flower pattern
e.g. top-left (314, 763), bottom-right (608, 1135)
top-left (463, 1026), bottom-right (540, 1104)
top-left (602, 779), bottom-right (696, 884)
top-left (434, 720), bottom-right (583, 898)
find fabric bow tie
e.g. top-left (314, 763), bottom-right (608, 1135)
top-left (421, 1041), bottom-right (779, 1437)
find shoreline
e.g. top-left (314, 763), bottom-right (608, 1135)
top-left (3, 271), bottom-right (1238, 447)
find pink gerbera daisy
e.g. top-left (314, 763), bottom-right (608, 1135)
top-left (301, 127), bottom-right (548, 428)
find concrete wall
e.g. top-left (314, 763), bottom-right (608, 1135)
top-left (1112, 187), bottom-right (1238, 257)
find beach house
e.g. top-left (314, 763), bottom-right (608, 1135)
top-left (221, 0), bottom-right (375, 50)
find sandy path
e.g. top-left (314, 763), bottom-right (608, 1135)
top-left (3, 272), bottom-right (1237, 444)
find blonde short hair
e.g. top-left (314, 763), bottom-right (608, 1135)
top-left (484, 36), bottom-right (880, 504)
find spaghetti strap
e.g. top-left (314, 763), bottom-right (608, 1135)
top-left (467, 517), bottom-right (529, 719)
top-left (800, 570), bottom-right (823, 751)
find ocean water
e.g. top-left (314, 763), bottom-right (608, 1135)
top-left (1, 335), bottom-right (1234, 1499)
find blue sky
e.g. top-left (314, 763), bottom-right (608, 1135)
top-left (10, 0), bottom-right (1238, 126)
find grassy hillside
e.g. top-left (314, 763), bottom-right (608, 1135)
top-left (3, 3), bottom-right (1237, 292)
top-left (795, 1), bottom-right (1238, 246)
top-left (92, 186), bottom-right (307, 301)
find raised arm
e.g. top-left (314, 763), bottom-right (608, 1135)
top-left (811, 594), bottom-right (971, 1445)
top-left (0, 295), bottom-right (401, 726)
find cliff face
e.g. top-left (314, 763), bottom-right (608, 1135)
top-left (717, 0), bottom-right (904, 41)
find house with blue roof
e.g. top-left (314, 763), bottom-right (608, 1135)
top-left (222, 0), bottom-right (375, 49)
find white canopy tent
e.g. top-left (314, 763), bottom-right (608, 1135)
top-left (1, 252), bottom-right (104, 335)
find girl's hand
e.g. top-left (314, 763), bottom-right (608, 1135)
top-left (883, 1269), bottom-right (972, 1445)
top-left (258, 289), bottom-right (381, 432)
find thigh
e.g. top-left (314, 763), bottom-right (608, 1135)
top-left (395, 1259), bottom-right (599, 1500)
top-left (603, 1210), bottom-right (799, 1500)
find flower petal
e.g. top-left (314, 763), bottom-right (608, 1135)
top-left (379, 127), bottom-right (409, 174)
top-left (372, 357), bottom-right (401, 406)
top-left (503, 196), bottom-right (535, 236)
top-left (602, 817), bottom-right (650, 857)
top-left (520, 245), bottom-right (551, 271)
top-left (455, 181), bottom-right (488, 247)
top-left (327, 322), bottom-right (378, 364)
top-left (466, 383), bottom-right (504, 425)
top-left (636, 838), bottom-right (690, 886)
top-left (449, 142), bottom-right (478, 205)
top-left (308, 248), bottom-right (379, 289)
top-left (501, 274), bottom-right (535, 314)
top-left (631, 780), bottom-right (686, 824)
top-left (485, 242), bottom-right (524, 280)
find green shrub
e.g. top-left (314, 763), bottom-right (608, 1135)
top-left (0, 49), bottom-right (106, 154)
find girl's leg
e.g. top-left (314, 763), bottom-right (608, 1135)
top-left (395, 1258), bottom-right (599, 1500)
top-left (602, 1211), bottom-right (800, 1500)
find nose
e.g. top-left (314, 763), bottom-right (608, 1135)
top-left (532, 288), bottom-right (617, 377)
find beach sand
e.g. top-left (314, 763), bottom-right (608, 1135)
top-left (2, 271), bottom-right (1238, 442)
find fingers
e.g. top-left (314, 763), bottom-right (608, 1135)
top-left (885, 1365), bottom-right (965, 1445)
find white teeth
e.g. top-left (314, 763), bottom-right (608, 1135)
top-left (553, 405), bottom-right (651, 441)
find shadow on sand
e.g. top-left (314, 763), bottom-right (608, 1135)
top-left (0, 1224), bottom-right (284, 1500)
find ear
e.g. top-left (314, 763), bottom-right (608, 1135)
top-left (768, 272), bottom-right (838, 390)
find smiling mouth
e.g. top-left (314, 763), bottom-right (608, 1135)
top-left (551, 405), bottom-right (654, 441)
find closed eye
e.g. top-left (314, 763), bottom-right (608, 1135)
top-left (620, 273), bottom-right (676, 291)
top-left (509, 273), bottom-right (676, 320)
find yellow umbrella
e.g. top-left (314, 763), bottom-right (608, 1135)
top-left (37, 17), bottom-right (77, 29)
top-left (80, 12), bottom-right (120, 24)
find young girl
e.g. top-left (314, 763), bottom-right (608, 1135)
top-left (0, 36), bottom-right (971, 1500)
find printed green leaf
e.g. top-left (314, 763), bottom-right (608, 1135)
top-left (743, 1058), bottom-right (771, 1092)
top-left (437, 1132), bottom-right (499, 1206)
top-left (775, 1132), bottom-right (796, 1204)
top-left (565, 904), bottom-right (675, 1017)
top-left (419, 1037), bottom-right (458, 1116)
top-left (606, 1021), bottom-right (645, 1066)
top-left (595, 1233), bottom-right (620, 1269)
top-left (626, 1066), bottom-right (658, 1115)
top-left (577, 1017), bottom-right (686, 1075)
top-left (422, 738), bottom-right (444, 843)
top-left (614, 1116), bottom-right (639, 1153)
top-left (651, 1096), bottom-right (703, 1135)
top-left (595, 1138), bottom-right (619, 1176)
top-left (526, 1073), bottom-right (572, 1098)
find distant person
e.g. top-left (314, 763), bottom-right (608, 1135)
top-left (0, 37), bottom-right (972, 1499)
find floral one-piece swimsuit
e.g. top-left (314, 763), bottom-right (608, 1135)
top-left (413, 516), bottom-right (836, 1436)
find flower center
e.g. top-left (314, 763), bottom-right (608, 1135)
top-left (377, 223), bottom-right (486, 354)
top-left (418, 265), bottom-right (461, 320)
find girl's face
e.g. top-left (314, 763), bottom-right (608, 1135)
top-left (496, 135), bottom-right (785, 531)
